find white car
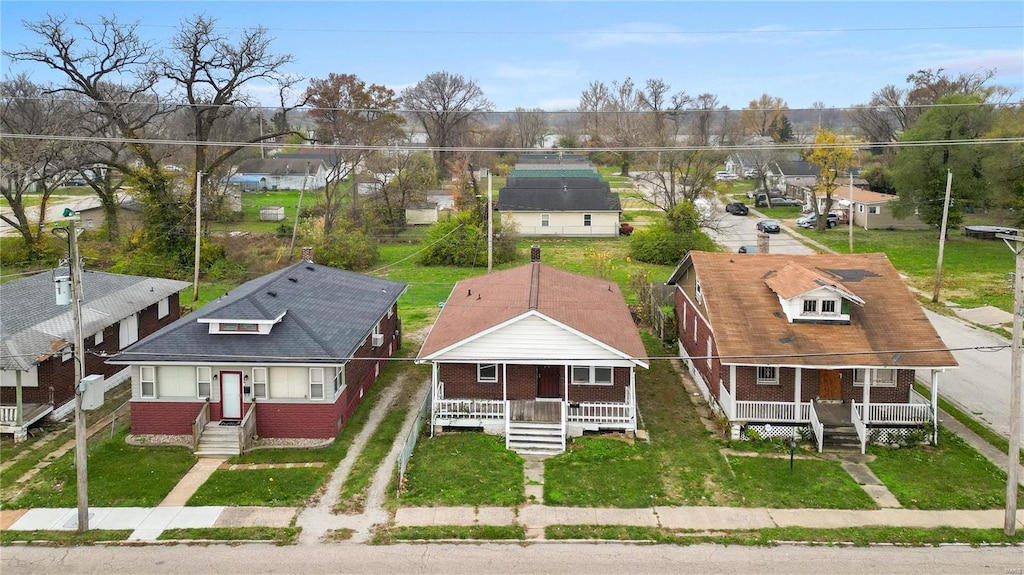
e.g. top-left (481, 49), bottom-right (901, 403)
top-left (714, 171), bottom-right (739, 181)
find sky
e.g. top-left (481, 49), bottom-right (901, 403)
top-left (2, 0), bottom-right (1022, 113)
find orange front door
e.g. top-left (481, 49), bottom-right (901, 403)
top-left (819, 370), bottom-right (842, 400)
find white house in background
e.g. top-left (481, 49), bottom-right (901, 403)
top-left (498, 178), bottom-right (621, 237)
top-left (821, 185), bottom-right (930, 231)
top-left (230, 158), bottom-right (328, 191)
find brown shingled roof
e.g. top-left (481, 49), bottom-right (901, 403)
top-left (417, 263), bottom-right (647, 363)
top-left (681, 252), bottom-right (957, 369)
top-left (764, 262), bottom-right (863, 304)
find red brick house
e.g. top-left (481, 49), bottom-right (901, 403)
top-left (1, 270), bottom-right (189, 440)
top-left (109, 255), bottom-right (406, 455)
top-left (667, 252), bottom-right (958, 452)
top-left (417, 247), bottom-right (648, 454)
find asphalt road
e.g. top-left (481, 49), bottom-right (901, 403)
top-left (3, 542), bottom-right (1022, 575)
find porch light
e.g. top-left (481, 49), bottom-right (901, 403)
top-left (212, 374), bottom-right (218, 382)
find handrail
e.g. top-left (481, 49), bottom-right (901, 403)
top-left (851, 401), bottom-right (868, 454)
top-left (718, 381), bottom-right (733, 420)
top-left (192, 400), bottom-right (210, 451)
top-left (808, 402), bottom-right (824, 453)
top-left (240, 403), bottom-right (257, 453)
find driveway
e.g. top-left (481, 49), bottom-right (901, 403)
top-left (0, 195), bottom-right (105, 238)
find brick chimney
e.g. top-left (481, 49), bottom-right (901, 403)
top-left (530, 245), bottom-right (541, 263)
top-left (301, 246), bottom-right (313, 262)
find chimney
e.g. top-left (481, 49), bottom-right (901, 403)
top-left (301, 246), bottom-right (313, 262)
top-left (530, 245), bottom-right (541, 263)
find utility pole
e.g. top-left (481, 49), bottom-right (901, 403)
top-left (193, 172), bottom-right (202, 302)
top-left (999, 232), bottom-right (1024, 536)
top-left (848, 170), bottom-right (854, 254)
top-left (932, 169), bottom-right (953, 303)
top-left (487, 169), bottom-right (493, 273)
top-left (289, 162), bottom-right (310, 260)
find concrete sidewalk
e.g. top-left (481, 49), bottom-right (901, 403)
top-left (6, 505), bottom-right (296, 536)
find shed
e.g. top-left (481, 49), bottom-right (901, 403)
top-left (260, 206), bottom-right (285, 222)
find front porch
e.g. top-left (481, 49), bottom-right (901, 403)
top-left (0, 403), bottom-right (55, 441)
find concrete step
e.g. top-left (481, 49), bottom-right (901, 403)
top-left (194, 448), bottom-right (239, 457)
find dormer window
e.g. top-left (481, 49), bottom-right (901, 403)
top-left (803, 300), bottom-right (817, 314)
top-left (822, 300), bottom-right (837, 314)
top-left (220, 323), bottom-right (259, 332)
top-left (198, 311), bottom-right (286, 335)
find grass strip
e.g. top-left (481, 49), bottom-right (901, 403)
top-left (1, 530), bottom-right (132, 546)
top-left (544, 525), bottom-right (1024, 546)
top-left (384, 525), bottom-right (526, 543)
top-left (335, 406), bottom-right (408, 514)
top-left (915, 382), bottom-right (1023, 464)
top-left (186, 467), bottom-right (325, 507)
top-left (0, 429), bottom-right (74, 498)
top-left (324, 528), bottom-right (355, 541)
top-left (724, 456), bottom-right (877, 509)
top-left (158, 526), bottom-right (300, 545)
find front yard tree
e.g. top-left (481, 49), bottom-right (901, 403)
top-left (401, 71), bottom-right (493, 181)
top-left (305, 73), bottom-right (404, 233)
top-left (804, 128), bottom-right (856, 230)
top-left (890, 94), bottom-right (996, 230)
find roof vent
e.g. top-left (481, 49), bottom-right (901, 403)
top-left (305, 266), bottom-right (314, 271)
top-left (288, 277), bottom-right (298, 283)
top-left (267, 291), bottom-right (277, 297)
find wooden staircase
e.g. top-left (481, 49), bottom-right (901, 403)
top-left (822, 424), bottom-right (861, 452)
top-left (506, 421), bottom-right (564, 455)
top-left (194, 421), bottom-right (241, 457)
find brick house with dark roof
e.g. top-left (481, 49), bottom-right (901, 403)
top-left (109, 254), bottom-right (406, 455)
top-left (667, 251), bottom-right (957, 452)
top-left (417, 247), bottom-right (648, 454)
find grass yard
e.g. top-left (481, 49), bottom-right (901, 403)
top-left (723, 456), bottom-right (876, 509)
top-left (187, 467), bottom-right (324, 507)
top-left (1, 530), bottom-right (133, 546)
top-left (5, 428), bottom-right (195, 509)
top-left (545, 438), bottom-right (663, 507)
top-left (793, 227), bottom-right (1014, 312)
top-left (158, 526), bottom-right (300, 544)
top-left (754, 205), bottom-right (803, 220)
top-left (396, 433), bottom-right (524, 507)
top-left (867, 430), bottom-right (1023, 509)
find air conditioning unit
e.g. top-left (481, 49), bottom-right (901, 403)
top-left (371, 333), bottom-right (384, 348)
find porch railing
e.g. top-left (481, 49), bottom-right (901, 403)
top-left (0, 405), bottom-right (17, 425)
top-left (566, 402), bottom-right (633, 424)
top-left (718, 382), bottom-right (734, 420)
top-left (866, 403), bottom-right (932, 425)
top-left (240, 403), bottom-right (257, 453)
top-left (192, 400), bottom-right (210, 451)
top-left (735, 401), bottom-right (812, 423)
top-left (434, 398), bottom-right (505, 420)
top-left (808, 402), bottom-right (824, 453)
top-left (851, 401), bottom-right (868, 454)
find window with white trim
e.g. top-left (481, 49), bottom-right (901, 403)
top-left (252, 367), bottom-right (268, 399)
top-left (853, 368), bottom-right (897, 387)
top-left (94, 331), bottom-right (104, 346)
top-left (571, 366), bottom-right (613, 385)
top-left (119, 314), bottom-right (139, 349)
top-left (62, 348), bottom-right (72, 362)
top-left (756, 366), bottom-right (779, 385)
top-left (140, 366), bottom-right (156, 398)
top-left (477, 363), bottom-right (498, 383)
top-left (858, 204), bottom-right (865, 213)
top-left (583, 214), bottom-right (592, 226)
top-left (541, 214), bottom-right (549, 227)
top-left (822, 300), bottom-right (837, 314)
top-left (868, 206), bottom-right (879, 214)
top-left (706, 337), bottom-right (713, 369)
top-left (196, 367), bottom-right (212, 399)
top-left (309, 367), bottom-right (325, 400)
top-left (158, 297), bottom-right (169, 319)
top-left (803, 299), bottom-right (818, 314)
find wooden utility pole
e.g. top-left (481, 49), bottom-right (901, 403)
top-left (289, 162), bottom-right (310, 260)
top-left (999, 233), bottom-right (1024, 536)
top-left (193, 172), bottom-right (202, 302)
top-left (932, 170), bottom-right (953, 303)
top-left (68, 219), bottom-right (89, 532)
top-left (487, 169), bottom-right (493, 273)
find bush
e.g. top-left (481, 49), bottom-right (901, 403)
top-left (629, 201), bottom-right (717, 265)
top-left (418, 211), bottom-right (519, 267)
top-left (311, 228), bottom-right (379, 271)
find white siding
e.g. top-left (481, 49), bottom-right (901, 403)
top-left (506, 211), bottom-right (619, 237)
top-left (435, 314), bottom-right (630, 366)
top-left (1, 367), bottom-right (39, 388)
top-left (268, 366), bottom-right (310, 399)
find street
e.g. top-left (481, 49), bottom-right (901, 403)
top-left (3, 542), bottom-right (1022, 575)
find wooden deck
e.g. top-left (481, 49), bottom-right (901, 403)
top-left (0, 402), bottom-right (55, 439)
top-left (508, 400), bottom-right (562, 423)
top-left (814, 401), bottom-right (852, 426)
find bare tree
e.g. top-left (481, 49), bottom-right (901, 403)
top-left (401, 71), bottom-right (493, 181)
top-left (504, 107), bottom-right (548, 149)
top-left (365, 147), bottom-right (435, 235)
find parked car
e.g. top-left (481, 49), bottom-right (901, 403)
top-left (797, 212), bottom-right (840, 229)
top-left (715, 171), bottom-right (739, 181)
top-left (725, 201), bottom-right (749, 216)
top-left (756, 219), bottom-right (781, 234)
top-left (738, 245), bottom-right (759, 254)
top-left (755, 193), bottom-right (801, 208)
top-left (743, 168), bottom-right (756, 179)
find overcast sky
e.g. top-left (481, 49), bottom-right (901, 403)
top-left (2, 1), bottom-right (1022, 112)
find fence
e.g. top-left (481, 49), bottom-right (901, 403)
top-left (396, 386), bottom-right (432, 497)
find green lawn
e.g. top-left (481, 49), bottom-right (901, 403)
top-left (868, 430), bottom-right (1023, 509)
top-left (187, 467), bottom-right (324, 507)
top-left (793, 227), bottom-right (1014, 311)
top-left (545, 438), bottom-right (664, 507)
top-left (397, 433), bottom-right (524, 507)
top-left (723, 456), bottom-right (876, 509)
top-left (5, 428), bottom-right (195, 509)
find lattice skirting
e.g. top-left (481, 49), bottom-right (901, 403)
top-left (741, 423), bottom-right (808, 441)
top-left (869, 426), bottom-right (934, 446)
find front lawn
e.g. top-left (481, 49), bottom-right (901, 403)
top-left (868, 430), bottom-right (1023, 509)
top-left (723, 456), bottom-right (876, 509)
top-left (6, 428), bottom-right (195, 509)
top-left (187, 467), bottom-right (324, 507)
top-left (397, 433), bottom-right (524, 507)
top-left (545, 438), bottom-right (663, 507)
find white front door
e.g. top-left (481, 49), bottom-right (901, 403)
top-left (220, 372), bottom-right (242, 419)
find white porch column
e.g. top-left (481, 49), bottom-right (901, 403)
top-left (563, 364), bottom-right (569, 402)
top-left (430, 362), bottom-right (439, 437)
top-left (729, 365), bottom-right (737, 421)
top-left (794, 367), bottom-right (802, 420)
top-left (502, 363), bottom-right (508, 403)
top-left (931, 369), bottom-right (940, 445)
top-left (863, 369), bottom-right (872, 425)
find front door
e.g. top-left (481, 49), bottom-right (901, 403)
top-left (220, 371), bottom-right (242, 419)
top-left (537, 366), bottom-right (560, 399)
top-left (819, 370), bottom-right (842, 401)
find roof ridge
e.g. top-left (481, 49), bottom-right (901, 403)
top-left (529, 263), bottom-right (540, 310)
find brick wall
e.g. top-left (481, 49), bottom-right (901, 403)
top-left (255, 400), bottom-right (341, 439)
top-left (675, 288), bottom-right (720, 397)
top-left (731, 366), bottom-right (912, 403)
top-left (131, 400), bottom-right (205, 435)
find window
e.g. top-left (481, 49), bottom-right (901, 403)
top-left (95, 331), bottom-right (104, 346)
top-left (477, 363), bottom-right (498, 383)
top-left (309, 368), bottom-right (324, 400)
top-left (854, 368), bottom-right (897, 387)
top-left (822, 300), bottom-right (837, 314)
top-left (803, 299), bottom-right (818, 313)
top-left (858, 204), bottom-right (865, 213)
top-left (756, 366), bottom-right (778, 385)
top-left (120, 314), bottom-right (139, 349)
top-left (695, 280), bottom-right (703, 304)
top-left (62, 348), bottom-right (72, 362)
top-left (252, 367), bottom-right (268, 399)
top-left (158, 297), bottom-right (169, 319)
top-left (196, 367), bottom-right (212, 399)
top-left (706, 337), bottom-right (713, 369)
top-left (571, 366), bottom-right (613, 385)
top-left (583, 214), bottom-right (592, 226)
top-left (693, 315), bottom-right (698, 342)
top-left (220, 323), bottom-right (259, 332)
top-left (140, 366), bottom-right (156, 398)
top-left (541, 214), bottom-right (549, 227)
top-left (868, 206), bottom-right (879, 214)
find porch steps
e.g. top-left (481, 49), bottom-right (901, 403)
top-left (507, 421), bottom-right (564, 455)
top-left (194, 422), bottom-right (241, 457)
top-left (822, 425), bottom-right (861, 452)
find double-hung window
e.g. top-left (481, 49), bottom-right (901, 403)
top-left (140, 366), bottom-right (156, 398)
top-left (309, 368), bottom-right (325, 400)
top-left (571, 366), bottom-right (613, 385)
top-left (252, 367), bottom-right (268, 399)
top-left (853, 368), bottom-right (896, 387)
top-left (196, 367), bottom-right (212, 399)
top-left (477, 363), bottom-right (498, 383)
top-left (541, 214), bottom-right (550, 227)
top-left (583, 214), bottom-right (592, 227)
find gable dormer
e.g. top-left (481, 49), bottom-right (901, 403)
top-left (764, 263), bottom-right (864, 324)
top-left (197, 310), bottom-right (286, 335)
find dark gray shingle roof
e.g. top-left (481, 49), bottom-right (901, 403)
top-left (110, 262), bottom-right (406, 364)
top-left (498, 179), bottom-right (621, 212)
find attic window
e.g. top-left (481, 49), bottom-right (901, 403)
top-left (220, 323), bottom-right (259, 332)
